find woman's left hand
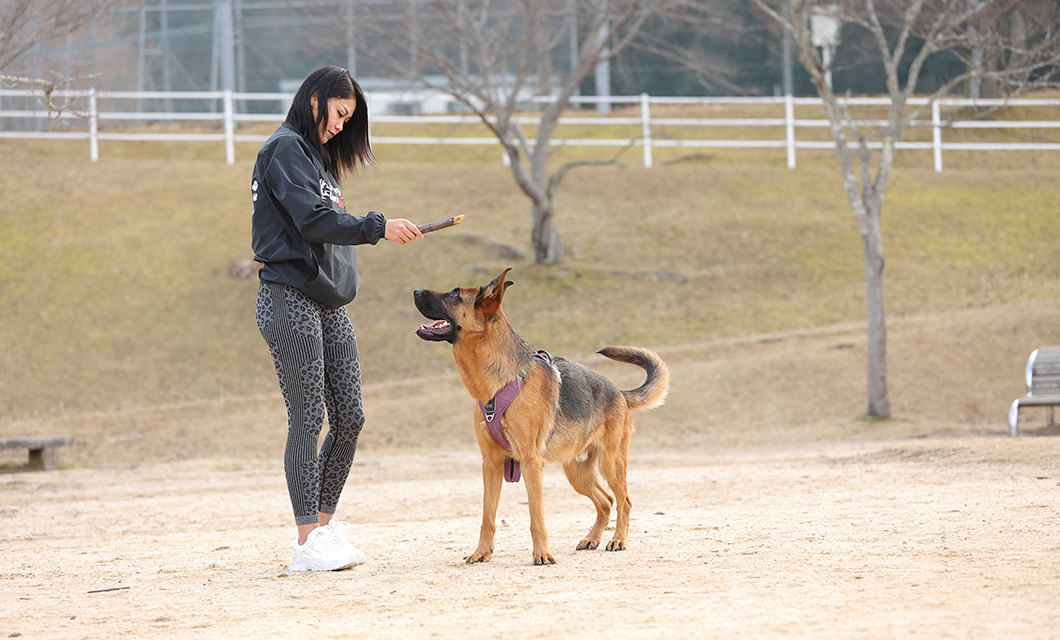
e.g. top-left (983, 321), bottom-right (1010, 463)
top-left (384, 218), bottom-right (424, 244)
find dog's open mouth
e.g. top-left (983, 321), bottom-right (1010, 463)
top-left (415, 319), bottom-right (451, 338)
top-left (413, 288), bottom-right (459, 343)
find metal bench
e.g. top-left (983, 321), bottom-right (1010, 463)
top-left (1008, 347), bottom-right (1060, 436)
top-left (0, 435), bottom-right (73, 470)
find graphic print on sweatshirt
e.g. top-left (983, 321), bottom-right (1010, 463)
top-left (320, 178), bottom-right (346, 211)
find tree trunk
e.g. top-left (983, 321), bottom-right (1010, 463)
top-left (861, 217), bottom-right (891, 419)
top-left (532, 198), bottom-right (562, 264)
top-left (528, 128), bottom-right (562, 264)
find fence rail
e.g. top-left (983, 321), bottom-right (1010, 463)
top-left (1, 88), bottom-right (1058, 172)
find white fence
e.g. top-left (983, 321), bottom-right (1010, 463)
top-left (1, 88), bottom-right (1058, 172)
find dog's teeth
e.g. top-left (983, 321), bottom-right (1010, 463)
top-left (415, 319), bottom-right (450, 334)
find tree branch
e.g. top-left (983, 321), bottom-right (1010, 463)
top-left (0, 72), bottom-right (73, 114)
top-left (546, 140), bottom-right (635, 198)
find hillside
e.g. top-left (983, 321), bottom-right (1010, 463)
top-left (1, 136), bottom-right (1059, 466)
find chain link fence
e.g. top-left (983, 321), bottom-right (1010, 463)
top-left (1, 0), bottom-right (813, 131)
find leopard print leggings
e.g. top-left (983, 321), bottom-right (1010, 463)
top-left (256, 281), bottom-right (365, 526)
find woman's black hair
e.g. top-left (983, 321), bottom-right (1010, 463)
top-left (285, 65), bottom-right (373, 181)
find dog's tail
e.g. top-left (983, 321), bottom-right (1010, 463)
top-left (597, 346), bottom-right (670, 411)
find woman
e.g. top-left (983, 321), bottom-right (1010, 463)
top-left (251, 66), bottom-right (422, 571)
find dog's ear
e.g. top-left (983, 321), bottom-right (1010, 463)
top-left (478, 268), bottom-right (513, 298)
top-left (476, 268), bottom-right (513, 315)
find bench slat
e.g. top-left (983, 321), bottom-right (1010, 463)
top-left (1016, 394), bottom-right (1060, 407)
top-left (1030, 379), bottom-right (1060, 392)
top-left (0, 436), bottom-right (73, 450)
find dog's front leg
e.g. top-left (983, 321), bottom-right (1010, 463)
top-left (522, 457), bottom-right (555, 565)
top-left (466, 454), bottom-right (504, 564)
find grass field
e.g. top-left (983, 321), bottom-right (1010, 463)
top-left (1, 115), bottom-right (1059, 461)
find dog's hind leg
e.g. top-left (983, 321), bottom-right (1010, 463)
top-left (600, 415), bottom-right (634, 551)
top-left (466, 453), bottom-right (505, 564)
top-left (563, 448), bottom-right (614, 550)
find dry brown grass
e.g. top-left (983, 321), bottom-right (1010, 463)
top-left (1, 118), bottom-right (1059, 468)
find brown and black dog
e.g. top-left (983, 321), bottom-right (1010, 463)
top-left (414, 268), bottom-right (670, 565)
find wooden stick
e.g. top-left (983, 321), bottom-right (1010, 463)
top-left (417, 214), bottom-right (465, 234)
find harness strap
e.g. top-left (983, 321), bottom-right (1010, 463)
top-left (478, 350), bottom-right (556, 483)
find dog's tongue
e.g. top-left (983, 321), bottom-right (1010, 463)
top-left (414, 319), bottom-right (450, 334)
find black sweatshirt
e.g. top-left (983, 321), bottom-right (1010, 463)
top-left (251, 122), bottom-right (386, 309)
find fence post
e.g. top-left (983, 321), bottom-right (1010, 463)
top-left (640, 92), bottom-right (652, 169)
top-left (932, 100), bottom-right (942, 173)
top-left (223, 89), bottom-right (235, 165)
top-left (785, 93), bottom-right (796, 169)
top-left (88, 87), bottom-right (99, 162)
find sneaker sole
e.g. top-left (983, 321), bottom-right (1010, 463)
top-left (288, 559), bottom-right (356, 572)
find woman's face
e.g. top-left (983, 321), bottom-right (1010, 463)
top-left (312, 95), bottom-right (357, 145)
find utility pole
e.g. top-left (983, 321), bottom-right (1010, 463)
top-left (782, 4), bottom-right (793, 96)
top-left (968, 0), bottom-right (982, 98)
top-left (594, 20), bottom-right (611, 114)
top-left (234, 0), bottom-right (246, 108)
top-left (212, 1), bottom-right (235, 94)
top-left (346, 0), bottom-right (358, 76)
top-left (161, 0), bottom-right (172, 112)
top-left (810, 4), bottom-right (839, 90)
top-left (567, 0), bottom-right (578, 97)
top-left (138, 5), bottom-right (146, 117)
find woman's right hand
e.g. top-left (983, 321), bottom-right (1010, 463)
top-left (384, 218), bottom-right (424, 245)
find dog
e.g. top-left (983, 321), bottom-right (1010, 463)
top-left (414, 268), bottom-right (670, 565)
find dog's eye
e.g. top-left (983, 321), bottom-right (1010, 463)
top-left (447, 289), bottom-right (460, 300)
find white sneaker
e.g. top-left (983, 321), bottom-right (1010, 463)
top-left (289, 525), bottom-right (358, 572)
top-left (324, 518), bottom-right (367, 566)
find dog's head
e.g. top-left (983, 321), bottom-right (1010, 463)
top-left (413, 268), bottom-right (514, 344)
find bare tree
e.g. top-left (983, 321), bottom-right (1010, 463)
top-left (352, 0), bottom-right (698, 264)
top-left (749, 0), bottom-right (1060, 419)
top-left (1, 0), bottom-right (136, 110)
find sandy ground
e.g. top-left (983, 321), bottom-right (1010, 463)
top-left (3, 438), bottom-right (1060, 639)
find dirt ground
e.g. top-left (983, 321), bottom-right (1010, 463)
top-left (4, 302), bottom-right (1060, 639)
top-left (3, 440), bottom-right (1060, 639)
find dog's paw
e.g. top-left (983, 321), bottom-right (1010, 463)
top-left (532, 552), bottom-right (556, 566)
top-left (576, 538), bottom-right (600, 551)
top-left (605, 539), bottom-right (627, 551)
top-left (464, 551), bottom-right (492, 564)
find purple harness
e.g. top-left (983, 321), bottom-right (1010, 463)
top-left (478, 350), bottom-right (555, 483)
